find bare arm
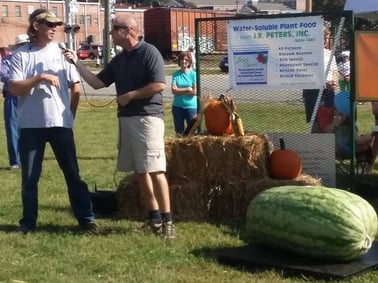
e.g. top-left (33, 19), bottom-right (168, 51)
top-left (117, 82), bottom-right (165, 106)
top-left (63, 49), bottom-right (106, 89)
top-left (73, 60), bottom-right (106, 89)
top-left (171, 83), bottom-right (197, 96)
top-left (9, 73), bottom-right (61, 96)
top-left (70, 82), bottom-right (80, 119)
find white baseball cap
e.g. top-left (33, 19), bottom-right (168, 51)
top-left (14, 34), bottom-right (29, 45)
top-left (341, 51), bottom-right (350, 57)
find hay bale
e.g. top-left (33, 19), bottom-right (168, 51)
top-left (207, 175), bottom-right (321, 222)
top-left (165, 134), bottom-right (270, 184)
top-left (116, 175), bottom-right (143, 220)
top-left (116, 134), bottom-right (322, 222)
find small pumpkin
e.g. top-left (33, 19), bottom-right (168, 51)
top-left (204, 99), bottom-right (234, 136)
top-left (269, 138), bottom-right (302, 179)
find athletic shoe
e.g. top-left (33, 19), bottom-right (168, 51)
top-left (162, 221), bottom-right (176, 240)
top-left (80, 221), bottom-right (99, 234)
top-left (17, 224), bottom-right (34, 235)
top-left (142, 219), bottom-right (163, 236)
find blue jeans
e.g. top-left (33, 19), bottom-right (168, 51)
top-left (172, 106), bottom-right (197, 135)
top-left (3, 92), bottom-right (20, 166)
top-left (19, 127), bottom-right (94, 230)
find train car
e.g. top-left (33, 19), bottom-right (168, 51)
top-left (144, 7), bottom-right (236, 59)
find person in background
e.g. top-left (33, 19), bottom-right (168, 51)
top-left (370, 102), bottom-right (378, 173)
top-left (9, 8), bottom-right (97, 234)
top-left (326, 91), bottom-right (376, 174)
top-left (171, 51), bottom-right (197, 136)
top-left (303, 27), bottom-right (339, 132)
top-left (188, 46), bottom-right (196, 71)
top-left (62, 14), bottom-right (175, 239)
top-left (337, 50), bottom-right (350, 92)
top-left (0, 34), bottom-right (29, 169)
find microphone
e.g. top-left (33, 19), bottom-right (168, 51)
top-left (59, 42), bottom-right (76, 65)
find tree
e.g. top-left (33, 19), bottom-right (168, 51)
top-left (312, 0), bottom-right (378, 30)
top-left (312, 0), bottom-right (345, 13)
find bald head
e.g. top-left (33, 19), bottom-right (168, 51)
top-left (114, 15), bottom-right (139, 34)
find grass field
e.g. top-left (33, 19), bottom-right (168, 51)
top-left (0, 95), bottom-right (378, 282)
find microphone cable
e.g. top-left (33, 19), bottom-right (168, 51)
top-left (59, 42), bottom-right (116, 108)
top-left (59, 43), bottom-right (121, 194)
top-left (79, 76), bottom-right (116, 108)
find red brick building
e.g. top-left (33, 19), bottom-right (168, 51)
top-left (0, 0), bottom-right (145, 48)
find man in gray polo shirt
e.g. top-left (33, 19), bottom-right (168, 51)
top-left (63, 14), bottom-right (175, 239)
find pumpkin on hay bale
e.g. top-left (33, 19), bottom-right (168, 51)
top-left (204, 99), bottom-right (234, 136)
top-left (269, 137), bottom-right (302, 180)
top-left (116, 134), bottom-right (321, 222)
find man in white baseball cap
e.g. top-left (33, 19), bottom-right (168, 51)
top-left (0, 34), bottom-right (29, 171)
top-left (337, 50), bottom-right (351, 92)
top-left (14, 34), bottom-right (29, 46)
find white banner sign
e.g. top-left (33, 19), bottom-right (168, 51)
top-left (227, 16), bottom-right (325, 90)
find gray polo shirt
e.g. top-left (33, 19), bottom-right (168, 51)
top-left (97, 40), bottom-right (166, 117)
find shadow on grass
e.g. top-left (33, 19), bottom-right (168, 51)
top-left (0, 166), bottom-right (21, 171)
top-left (42, 155), bottom-right (116, 161)
top-left (190, 244), bottom-right (375, 282)
top-left (190, 246), bottom-right (308, 281)
top-left (0, 222), bottom-right (135, 236)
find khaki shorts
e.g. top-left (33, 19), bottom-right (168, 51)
top-left (117, 116), bottom-right (166, 173)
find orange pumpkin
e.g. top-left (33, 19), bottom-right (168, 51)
top-left (269, 138), bottom-right (302, 179)
top-left (204, 99), bottom-right (234, 136)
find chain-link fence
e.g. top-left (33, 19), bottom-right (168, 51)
top-left (194, 12), bottom-right (366, 189)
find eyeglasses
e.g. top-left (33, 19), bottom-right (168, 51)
top-left (112, 25), bottom-right (129, 31)
top-left (39, 21), bottom-right (59, 28)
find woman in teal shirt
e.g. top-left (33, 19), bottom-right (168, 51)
top-left (171, 51), bottom-right (197, 136)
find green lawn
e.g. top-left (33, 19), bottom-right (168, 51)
top-left (0, 98), bottom-right (377, 282)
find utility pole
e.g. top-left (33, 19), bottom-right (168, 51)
top-left (305, 0), bottom-right (312, 13)
top-left (103, 0), bottom-right (115, 64)
top-left (65, 0), bottom-right (79, 50)
top-left (103, 0), bottom-right (111, 65)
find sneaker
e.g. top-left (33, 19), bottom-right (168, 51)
top-left (10, 165), bottom-right (20, 170)
top-left (80, 221), bottom-right (99, 234)
top-left (142, 220), bottom-right (162, 236)
top-left (162, 221), bottom-right (176, 240)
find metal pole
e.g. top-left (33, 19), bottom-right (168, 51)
top-left (103, 0), bottom-right (110, 64)
top-left (305, 0), bottom-right (312, 13)
top-left (65, 0), bottom-right (73, 49)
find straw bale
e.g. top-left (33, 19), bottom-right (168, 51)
top-left (165, 134), bottom-right (270, 184)
top-left (116, 175), bottom-right (143, 220)
top-left (116, 174), bottom-right (321, 222)
top-left (116, 134), bottom-right (322, 222)
top-left (207, 175), bottom-right (321, 221)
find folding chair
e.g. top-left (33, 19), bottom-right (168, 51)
top-left (316, 105), bottom-right (373, 177)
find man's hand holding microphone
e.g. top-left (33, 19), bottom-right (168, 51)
top-left (59, 43), bottom-right (78, 65)
top-left (60, 43), bottom-right (107, 90)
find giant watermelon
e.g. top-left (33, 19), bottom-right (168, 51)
top-left (246, 186), bottom-right (378, 261)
